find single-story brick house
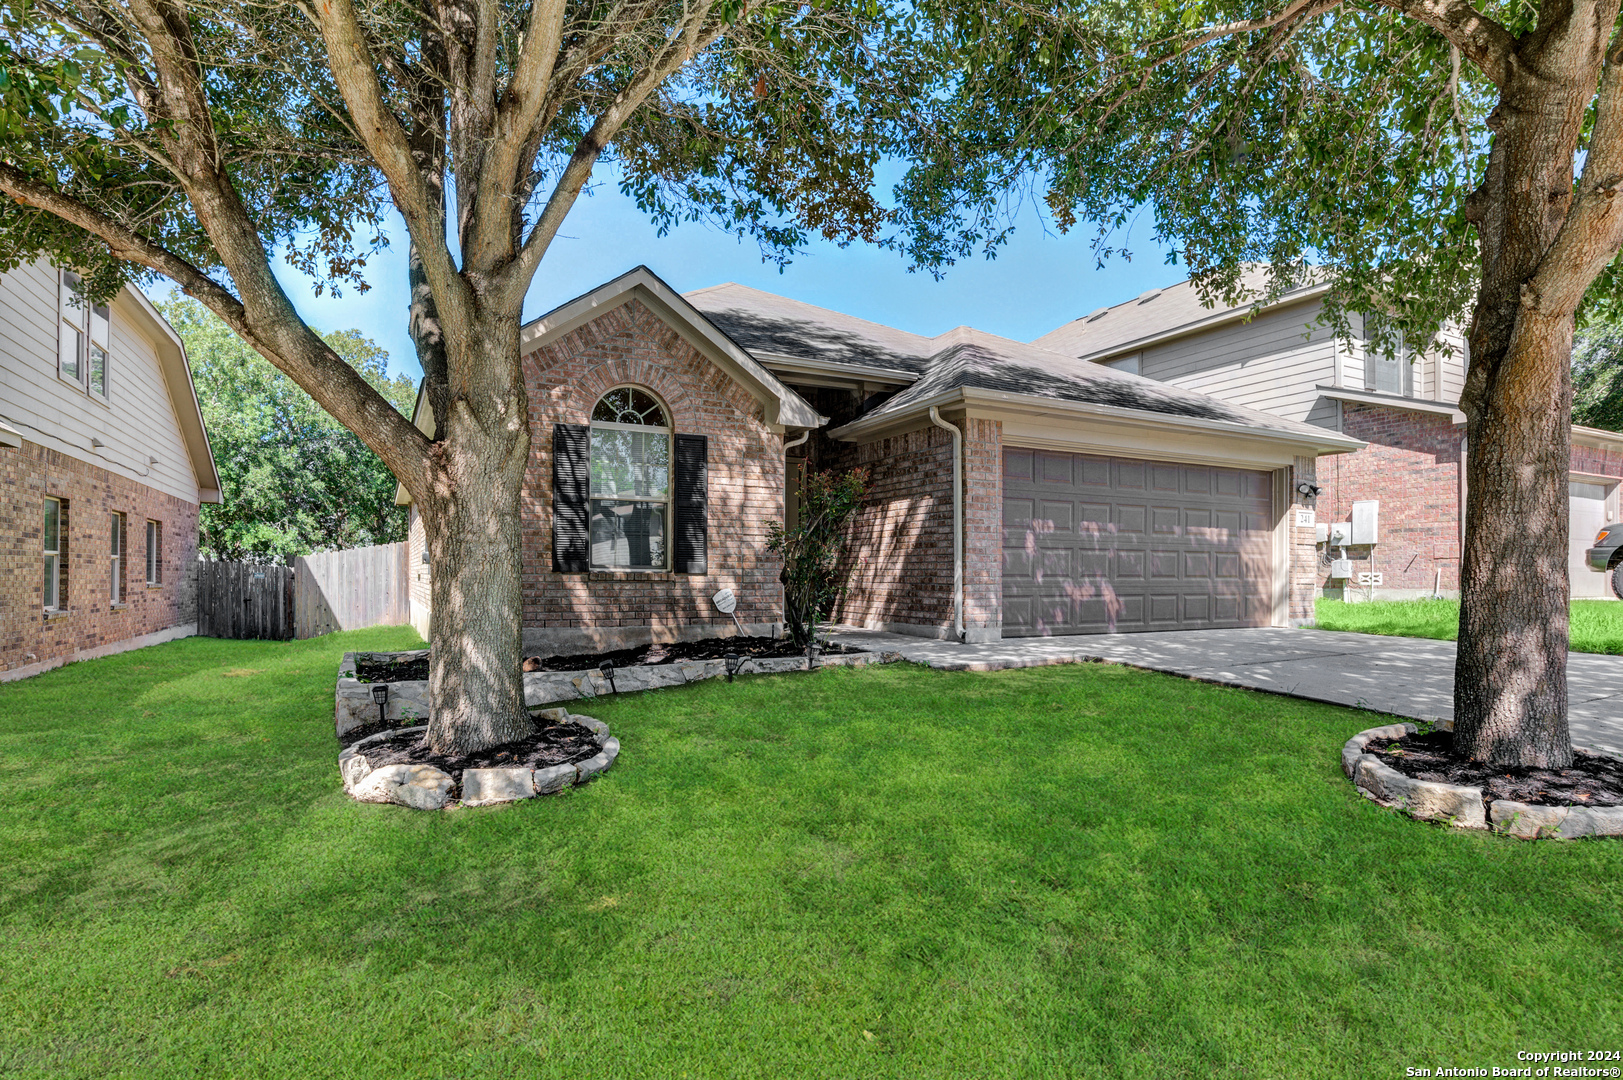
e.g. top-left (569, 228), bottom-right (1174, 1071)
top-left (1, 259), bottom-right (220, 681)
top-left (403, 266), bottom-right (1361, 650)
top-left (1032, 269), bottom-right (1623, 602)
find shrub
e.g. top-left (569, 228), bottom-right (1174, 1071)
top-left (766, 466), bottom-right (869, 649)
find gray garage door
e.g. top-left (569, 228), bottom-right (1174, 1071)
top-left (1002, 448), bottom-right (1276, 636)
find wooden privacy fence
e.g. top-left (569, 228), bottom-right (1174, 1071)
top-left (197, 541), bottom-right (411, 641)
top-left (197, 560), bottom-right (295, 640)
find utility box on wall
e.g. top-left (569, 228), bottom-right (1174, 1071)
top-left (1327, 521), bottom-right (1353, 547)
top-left (1351, 500), bottom-right (1379, 545)
top-left (1329, 558), bottom-right (1353, 579)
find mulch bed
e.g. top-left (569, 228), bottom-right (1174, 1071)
top-left (352, 637), bottom-right (867, 683)
top-left (354, 654), bottom-right (429, 682)
top-left (354, 717), bottom-right (603, 791)
top-left (523, 634), bottom-right (866, 672)
top-left (1365, 730), bottom-right (1623, 807)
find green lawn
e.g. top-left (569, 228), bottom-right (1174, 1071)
top-left (2, 629), bottom-right (1620, 1078)
top-left (1315, 597), bottom-right (1623, 654)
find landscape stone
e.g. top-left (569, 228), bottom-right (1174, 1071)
top-left (352, 763), bottom-right (454, 810)
top-left (1353, 754), bottom-right (1486, 828)
top-left (339, 750), bottom-right (371, 793)
top-left (575, 749), bottom-right (613, 781)
top-left (533, 706), bottom-right (569, 723)
top-left (462, 767), bottom-right (538, 807)
top-left (600, 736), bottom-right (620, 764)
top-left (1490, 800), bottom-right (1571, 838)
top-left (575, 715), bottom-right (610, 738)
top-left (532, 763), bottom-right (577, 794)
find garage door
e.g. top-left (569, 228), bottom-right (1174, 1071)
top-left (1002, 448), bottom-right (1276, 636)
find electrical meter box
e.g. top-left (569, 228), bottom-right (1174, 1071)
top-left (1351, 500), bottom-right (1379, 545)
top-left (1330, 558), bottom-right (1353, 579)
top-left (1327, 521), bottom-right (1353, 547)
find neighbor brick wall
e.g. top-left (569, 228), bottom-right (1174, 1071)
top-left (1, 437), bottom-right (197, 675)
top-left (1316, 404), bottom-right (1465, 594)
top-left (823, 423), bottom-right (960, 635)
top-left (518, 297), bottom-right (784, 643)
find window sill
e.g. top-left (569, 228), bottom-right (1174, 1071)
top-left (587, 569), bottom-right (676, 582)
top-left (43, 609), bottom-right (71, 620)
top-left (145, 584), bottom-right (163, 590)
top-left (110, 602), bottom-right (128, 611)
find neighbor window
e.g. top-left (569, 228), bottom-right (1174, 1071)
top-left (1364, 314), bottom-right (1414, 397)
top-left (59, 270), bottom-right (84, 383)
top-left (145, 519), bottom-right (163, 586)
top-left (89, 302), bottom-right (110, 398)
top-left (110, 512), bottom-right (125, 603)
top-left (589, 387), bottom-right (671, 570)
top-left (44, 497), bottom-right (64, 611)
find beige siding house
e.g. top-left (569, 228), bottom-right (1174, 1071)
top-left (1033, 273), bottom-right (1623, 603)
top-left (1, 258), bottom-right (219, 680)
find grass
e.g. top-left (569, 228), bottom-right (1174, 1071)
top-left (2, 628), bottom-right (1620, 1079)
top-left (1316, 596), bottom-right (1623, 654)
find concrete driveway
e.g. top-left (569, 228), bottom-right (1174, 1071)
top-left (832, 625), bottom-right (1623, 755)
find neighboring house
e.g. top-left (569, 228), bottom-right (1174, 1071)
top-left (1031, 269), bottom-right (1623, 601)
top-left (403, 266), bottom-right (1359, 650)
top-left (1, 260), bottom-right (220, 681)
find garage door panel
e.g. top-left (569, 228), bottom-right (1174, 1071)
top-left (1115, 548), bottom-right (1146, 579)
top-left (1004, 448), bottom-right (1275, 636)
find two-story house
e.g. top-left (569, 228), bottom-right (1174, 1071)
top-left (1, 260), bottom-right (219, 681)
top-left (1032, 269), bottom-right (1623, 603)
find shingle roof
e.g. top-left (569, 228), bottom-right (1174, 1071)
top-left (1032, 266), bottom-right (1326, 359)
top-left (684, 283), bottom-right (935, 375)
top-left (680, 279), bottom-right (1355, 448)
top-left (847, 326), bottom-right (1354, 443)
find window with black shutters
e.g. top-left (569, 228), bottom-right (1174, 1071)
top-left (588, 387), bottom-right (671, 571)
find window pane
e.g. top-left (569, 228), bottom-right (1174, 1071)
top-left (90, 345), bottom-right (107, 396)
top-left (109, 513), bottom-right (120, 555)
top-left (591, 387), bottom-right (667, 427)
top-left (43, 500), bottom-right (58, 553)
top-left (60, 326), bottom-right (80, 380)
top-left (44, 555), bottom-right (57, 609)
top-left (590, 429), bottom-right (669, 499)
top-left (91, 303), bottom-right (110, 348)
top-left (590, 501), bottom-right (667, 569)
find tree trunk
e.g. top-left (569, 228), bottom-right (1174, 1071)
top-left (1450, 31), bottom-right (1608, 767)
top-left (1453, 312), bottom-right (1575, 767)
top-left (418, 319), bottom-right (535, 756)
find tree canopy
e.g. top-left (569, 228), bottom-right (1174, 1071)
top-left (164, 298), bottom-right (416, 563)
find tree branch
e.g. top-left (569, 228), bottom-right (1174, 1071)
top-left (1370, 0), bottom-right (1517, 88)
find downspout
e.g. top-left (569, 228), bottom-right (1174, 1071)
top-left (784, 430), bottom-right (810, 453)
top-left (928, 407), bottom-right (965, 642)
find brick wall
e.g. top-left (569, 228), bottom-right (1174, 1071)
top-left (517, 298), bottom-right (785, 651)
top-left (1, 437), bottom-right (198, 676)
top-left (1315, 404), bottom-right (1465, 595)
top-left (1289, 455), bottom-right (1317, 624)
top-left (824, 423), bottom-right (956, 636)
top-left (961, 417), bottom-right (1003, 641)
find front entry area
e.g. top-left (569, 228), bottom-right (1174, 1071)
top-left (1001, 448), bottom-right (1276, 636)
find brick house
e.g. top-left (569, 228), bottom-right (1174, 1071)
top-left (1032, 269), bottom-right (1623, 604)
top-left (1, 260), bottom-right (220, 681)
top-left (404, 267), bottom-right (1361, 649)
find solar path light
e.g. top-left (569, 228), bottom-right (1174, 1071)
top-left (371, 683), bottom-right (388, 726)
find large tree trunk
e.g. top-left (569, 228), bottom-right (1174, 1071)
top-left (1450, 20), bottom-right (1612, 767)
top-left (1454, 314), bottom-right (1575, 767)
top-left (418, 319), bottom-right (535, 756)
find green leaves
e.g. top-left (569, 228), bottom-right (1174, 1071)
top-left (163, 298), bottom-right (416, 563)
top-left (766, 466), bottom-right (870, 648)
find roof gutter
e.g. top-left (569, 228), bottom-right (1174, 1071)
top-left (927, 406), bottom-right (964, 643)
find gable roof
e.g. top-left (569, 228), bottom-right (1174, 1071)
top-left (685, 282), bottom-right (933, 379)
top-left (521, 267), bottom-right (821, 430)
top-left (827, 325), bottom-right (1364, 454)
top-left (1033, 266), bottom-right (1330, 362)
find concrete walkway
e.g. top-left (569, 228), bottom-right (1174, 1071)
top-left (830, 625), bottom-right (1623, 755)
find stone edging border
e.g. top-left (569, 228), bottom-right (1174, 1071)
top-left (339, 707), bottom-right (618, 811)
top-left (1344, 722), bottom-right (1623, 839)
top-left (336, 647), bottom-right (904, 739)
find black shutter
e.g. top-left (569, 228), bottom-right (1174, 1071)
top-left (674, 433), bottom-right (708, 575)
top-left (552, 423), bottom-right (590, 573)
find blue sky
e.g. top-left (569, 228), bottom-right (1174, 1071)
top-left (181, 169), bottom-right (1184, 382)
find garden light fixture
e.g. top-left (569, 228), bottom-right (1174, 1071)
top-left (370, 683), bottom-right (388, 726)
top-left (725, 652), bottom-right (741, 682)
top-left (600, 661), bottom-right (616, 694)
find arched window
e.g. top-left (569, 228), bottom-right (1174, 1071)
top-left (589, 387), bottom-right (671, 570)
